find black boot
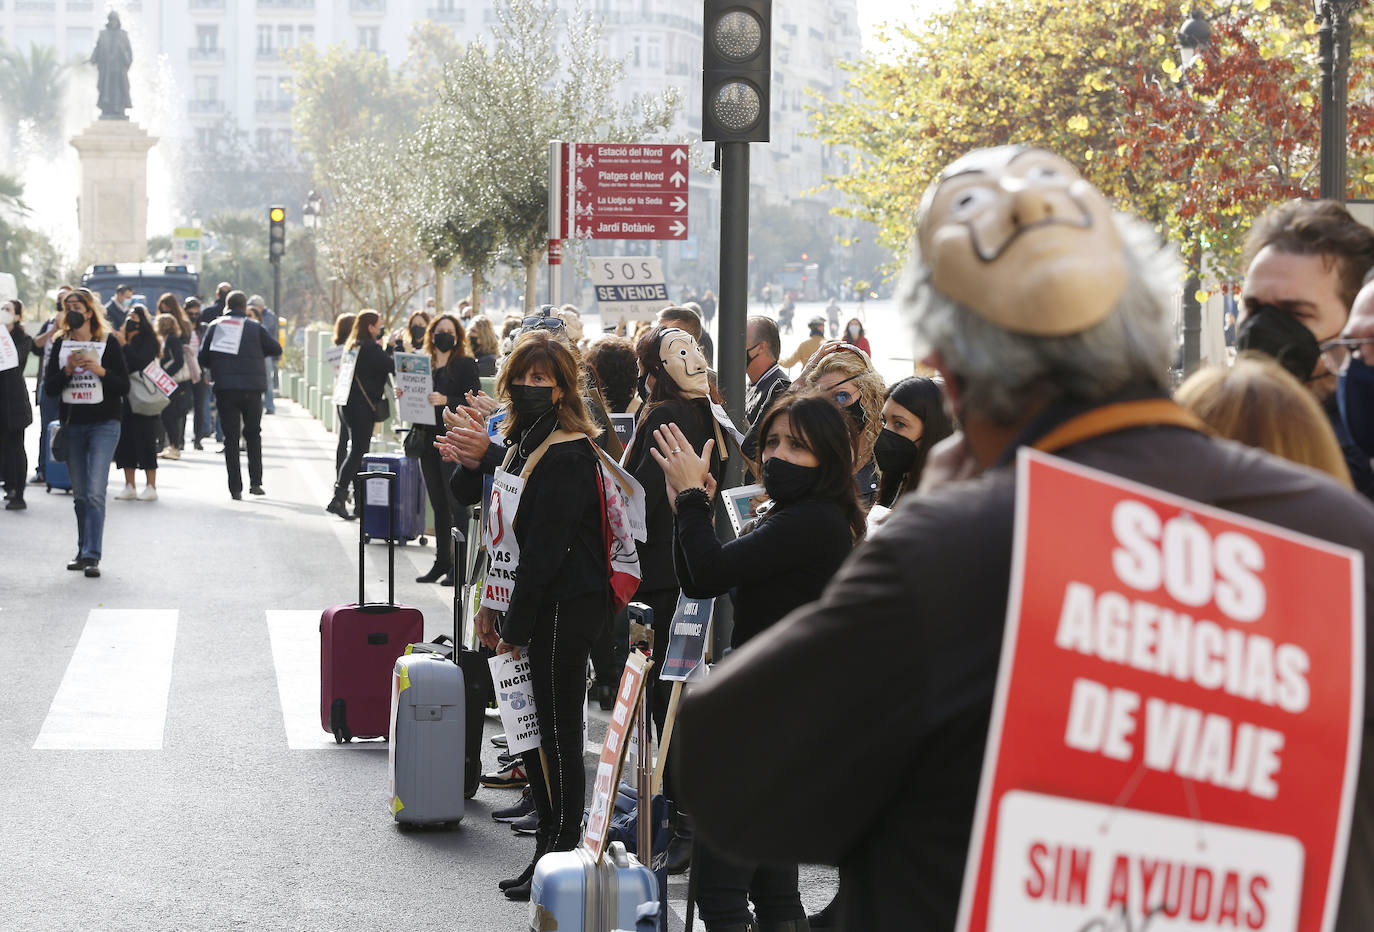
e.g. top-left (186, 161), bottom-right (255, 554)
top-left (501, 829), bottom-right (551, 901)
top-left (759, 921), bottom-right (810, 932)
top-left (416, 558), bottom-right (446, 583)
top-left (807, 898), bottom-right (838, 928)
top-left (666, 808), bottom-right (693, 875)
top-left (325, 496), bottom-right (354, 520)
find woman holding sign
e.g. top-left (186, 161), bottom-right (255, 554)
top-left (651, 391), bottom-right (862, 931)
top-left (326, 310), bottom-right (393, 520)
top-left (411, 314), bottom-right (480, 584)
top-left (44, 288), bottom-right (130, 577)
top-left (439, 331), bottom-right (610, 902)
top-left (113, 306), bottom-right (165, 502)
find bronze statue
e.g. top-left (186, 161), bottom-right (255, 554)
top-left (90, 11), bottom-right (132, 119)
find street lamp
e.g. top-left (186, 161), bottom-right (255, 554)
top-left (1176, 10), bottom-right (1210, 375)
top-left (302, 190), bottom-right (324, 230)
top-left (1313, 0), bottom-right (1362, 201)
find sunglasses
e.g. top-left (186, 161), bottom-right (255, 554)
top-left (521, 316), bottom-right (566, 333)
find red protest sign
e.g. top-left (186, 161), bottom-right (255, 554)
top-left (957, 449), bottom-right (1364, 932)
top-left (583, 650), bottom-right (651, 862)
top-left (559, 142), bottom-right (689, 240)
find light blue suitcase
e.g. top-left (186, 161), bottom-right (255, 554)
top-left (528, 842), bottom-right (659, 932)
top-left (388, 651), bottom-right (465, 825)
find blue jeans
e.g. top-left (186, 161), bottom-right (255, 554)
top-left (65, 419), bottom-right (121, 561)
top-left (263, 357), bottom-right (277, 413)
top-left (35, 391), bottom-right (59, 475)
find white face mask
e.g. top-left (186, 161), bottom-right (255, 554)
top-left (0, 309), bottom-right (13, 326)
top-left (847, 325), bottom-right (860, 337)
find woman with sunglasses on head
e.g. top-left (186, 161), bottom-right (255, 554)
top-left (653, 391), bottom-right (863, 932)
top-left (437, 331), bottom-right (612, 902)
top-left (795, 342), bottom-right (887, 508)
top-left (874, 377), bottom-right (954, 509)
top-left (44, 289), bottom-right (131, 577)
top-left (326, 309), bottom-right (393, 520)
top-left (112, 305), bottom-right (164, 501)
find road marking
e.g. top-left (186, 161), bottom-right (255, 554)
top-left (33, 609), bottom-right (178, 751)
top-left (267, 609), bottom-right (348, 750)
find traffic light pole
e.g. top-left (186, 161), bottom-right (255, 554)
top-left (272, 261), bottom-right (281, 323)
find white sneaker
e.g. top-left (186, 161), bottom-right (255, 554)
top-left (115, 484), bottom-right (137, 501)
top-left (138, 486), bottom-right (158, 502)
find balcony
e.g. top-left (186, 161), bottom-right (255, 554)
top-left (190, 0), bottom-right (224, 8)
top-left (66, 0), bottom-right (93, 11)
top-left (255, 98), bottom-right (295, 114)
top-left (426, 5), bottom-right (462, 19)
top-left (189, 47), bottom-right (225, 62)
top-left (256, 48), bottom-right (279, 61)
top-left (15, 0), bottom-right (56, 12)
top-left (188, 99), bottom-right (224, 114)
top-left (351, 0), bottom-right (384, 11)
top-left (256, 0), bottom-right (313, 9)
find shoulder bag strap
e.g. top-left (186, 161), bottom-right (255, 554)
top-left (1032, 399), bottom-right (1208, 455)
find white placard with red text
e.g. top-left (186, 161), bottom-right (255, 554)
top-left (58, 340), bottom-right (106, 404)
top-left (956, 449), bottom-right (1363, 932)
top-left (0, 325), bottom-right (17, 372)
top-left (142, 360), bottom-right (177, 398)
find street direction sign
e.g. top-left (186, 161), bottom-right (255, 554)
top-left (171, 226), bottom-right (202, 268)
top-left (560, 143), bottom-right (690, 240)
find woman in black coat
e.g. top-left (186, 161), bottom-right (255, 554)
top-left (651, 391), bottom-right (863, 932)
top-left (113, 305), bottom-right (163, 501)
top-left (0, 298), bottom-right (34, 510)
top-left (326, 309), bottom-right (394, 519)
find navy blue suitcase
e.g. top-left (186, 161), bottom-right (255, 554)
top-left (361, 453), bottom-right (426, 545)
top-left (45, 421), bottom-right (72, 493)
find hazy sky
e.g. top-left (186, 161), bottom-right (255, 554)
top-left (855, 0), bottom-right (956, 48)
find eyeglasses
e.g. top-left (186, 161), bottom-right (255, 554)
top-left (521, 316), bottom-right (566, 333)
top-left (1319, 337), bottom-right (1374, 373)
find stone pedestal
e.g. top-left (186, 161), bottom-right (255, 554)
top-left (69, 120), bottom-right (157, 264)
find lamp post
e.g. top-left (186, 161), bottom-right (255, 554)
top-left (1176, 10), bottom-right (1210, 376)
top-left (301, 189), bottom-right (323, 230)
top-left (1314, 0), bottom-right (1361, 201)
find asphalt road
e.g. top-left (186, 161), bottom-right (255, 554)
top-left (0, 387), bottom-right (838, 931)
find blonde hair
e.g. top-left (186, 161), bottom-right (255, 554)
top-left (56, 289), bottom-right (109, 342)
top-left (1176, 353), bottom-right (1353, 488)
top-left (154, 312), bottom-right (180, 338)
top-left (468, 315), bottom-right (499, 356)
top-left (796, 346), bottom-right (886, 468)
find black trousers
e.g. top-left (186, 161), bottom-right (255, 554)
top-left (334, 404), bottom-right (374, 502)
top-left (191, 379), bottom-right (209, 441)
top-left (519, 591), bottom-right (604, 851)
top-left (0, 426), bottom-right (27, 498)
top-left (215, 389), bottom-right (263, 494)
top-left (335, 405), bottom-right (350, 476)
top-left (160, 383), bottom-right (189, 449)
top-left (695, 841), bottom-right (806, 928)
top-left (114, 410), bottom-right (159, 471)
top-left (416, 436), bottom-right (456, 562)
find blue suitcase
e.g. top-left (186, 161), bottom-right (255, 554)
top-left (361, 453), bottom-right (426, 545)
top-left (45, 421), bottom-right (72, 493)
top-left (529, 842), bottom-right (660, 932)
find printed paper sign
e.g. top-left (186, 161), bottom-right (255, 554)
top-left (209, 317), bottom-right (244, 355)
top-left (364, 464), bottom-right (392, 508)
top-left (59, 340), bottom-right (106, 405)
top-left (333, 350), bottom-right (357, 406)
top-left (599, 449), bottom-right (647, 541)
top-left (589, 256), bottom-right (671, 323)
top-left (583, 651), bottom-right (651, 862)
top-left (324, 343), bottom-right (344, 375)
top-left (609, 412), bottom-right (636, 448)
top-left (394, 352), bottom-right (435, 426)
top-left (709, 401), bottom-right (746, 448)
top-left (721, 484), bottom-right (767, 537)
top-left (0, 326), bottom-right (17, 373)
top-left (481, 468), bottom-right (525, 611)
top-left (661, 595), bottom-right (712, 682)
top-left (488, 653), bottom-right (541, 754)
top-left (142, 360), bottom-right (177, 398)
top-left (955, 449), bottom-right (1364, 932)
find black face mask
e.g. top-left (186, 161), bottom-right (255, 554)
top-left (845, 399), bottom-right (867, 432)
top-left (65, 310), bottom-right (86, 330)
top-left (1235, 304), bottom-right (1321, 383)
top-left (874, 428), bottom-right (918, 478)
top-left (432, 332), bottom-right (456, 353)
top-left (762, 457), bottom-right (820, 504)
top-left (509, 384), bottom-right (555, 424)
top-left (410, 325), bottom-right (427, 344)
top-left (637, 373), bottom-right (649, 401)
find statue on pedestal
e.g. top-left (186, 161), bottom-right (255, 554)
top-left (90, 12), bottom-right (133, 120)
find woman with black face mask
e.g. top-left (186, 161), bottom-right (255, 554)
top-left (651, 391), bottom-right (862, 932)
top-left (113, 306), bottom-right (164, 502)
top-left (409, 314), bottom-right (480, 584)
top-left (436, 330), bottom-right (612, 902)
top-left (874, 376), bottom-right (954, 509)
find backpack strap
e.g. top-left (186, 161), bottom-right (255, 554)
top-left (1031, 399), bottom-right (1207, 455)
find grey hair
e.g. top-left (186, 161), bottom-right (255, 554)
top-left (900, 212), bottom-right (1180, 426)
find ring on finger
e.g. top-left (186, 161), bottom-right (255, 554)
top-left (672, 447), bottom-right (682, 454)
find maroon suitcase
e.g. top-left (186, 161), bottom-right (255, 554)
top-left (320, 470), bottom-right (424, 743)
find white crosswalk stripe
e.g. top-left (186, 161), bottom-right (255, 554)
top-left (266, 608), bottom-right (354, 750)
top-left (33, 609), bottom-right (179, 751)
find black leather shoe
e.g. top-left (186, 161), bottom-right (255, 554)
top-left (808, 898), bottom-right (839, 928)
top-left (439, 572), bottom-right (455, 587)
top-left (193, 439), bottom-right (203, 451)
top-left (665, 811), bottom-right (693, 875)
top-left (502, 878), bottom-right (532, 901)
top-left (231, 490), bottom-right (242, 501)
top-left (5, 498), bottom-right (26, 510)
top-left (498, 861), bottom-right (535, 891)
top-left (416, 560), bottom-right (445, 583)
top-left (67, 556), bottom-right (85, 571)
top-left (83, 559), bottom-right (101, 578)
top-left (325, 498), bottom-right (354, 520)
top-left (248, 486), bottom-right (266, 496)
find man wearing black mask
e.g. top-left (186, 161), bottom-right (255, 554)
top-left (742, 316), bottom-right (789, 460)
top-left (1238, 199), bottom-right (1374, 499)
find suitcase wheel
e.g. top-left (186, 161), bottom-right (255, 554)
top-left (362, 535), bottom-right (370, 544)
top-left (420, 536), bottom-right (428, 546)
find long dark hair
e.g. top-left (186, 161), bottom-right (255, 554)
top-left (345, 309), bottom-right (380, 351)
top-left (125, 304), bottom-right (163, 353)
top-left (877, 377), bottom-right (953, 506)
top-left (755, 391), bottom-right (866, 542)
top-left (497, 330), bottom-right (600, 440)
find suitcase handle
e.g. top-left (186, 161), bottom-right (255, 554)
top-left (354, 470), bottom-right (397, 607)
top-left (451, 526), bottom-right (466, 656)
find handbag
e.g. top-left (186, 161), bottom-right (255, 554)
top-left (128, 372), bottom-right (171, 416)
top-left (402, 425), bottom-right (430, 458)
top-left (354, 375), bottom-right (390, 423)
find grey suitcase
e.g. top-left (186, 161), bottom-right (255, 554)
top-left (528, 842), bottom-right (659, 932)
top-left (387, 528), bottom-right (468, 826)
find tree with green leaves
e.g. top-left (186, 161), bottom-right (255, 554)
top-left (0, 173), bottom-right (64, 304)
top-left (286, 42), bottom-right (420, 168)
top-left (0, 44), bottom-right (69, 142)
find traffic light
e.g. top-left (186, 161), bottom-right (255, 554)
top-left (268, 206), bottom-right (286, 264)
top-left (702, 0), bottom-right (771, 143)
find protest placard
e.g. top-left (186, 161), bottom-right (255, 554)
top-left (956, 449), bottom-right (1364, 932)
top-left (661, 595), bottom-right (712, 682)
top-left (583, 651), bottom-right (651, 862)
top-left (394, 352), bottom-right (434, 426)
top-left (58, 341), bottom-right (106, 405)
top-left (480, 469), bottom-right (525, 611)
top-left (0, 325), bottom-right (17, 372)
top-left (333, 350), bottom-right (356, 406)
top-left (488, 653), bottom-right (541, 755)
top-left (210, 317), bottom-right (244, 355)
top-left (142, 360), bottom-right (177, 398)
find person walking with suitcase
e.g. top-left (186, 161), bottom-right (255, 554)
top-left (410, 314), bottom-right (480, 583)
top-left (441, 331), bottom-right (612, 902)
top-left (198, 290), bottom-right (282, 500)
top-left (327, 309), bottom-right (393, 520)
top-left (44, 289), bottom-right (130, 577)
top-left (650, 392), bottom-right (861, 932)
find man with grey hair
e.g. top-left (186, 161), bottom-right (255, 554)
top-left (675, 146), bottom-right (1374, 929)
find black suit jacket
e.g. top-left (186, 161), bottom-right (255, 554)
top-left (742, 366), bottom-right (791, 460)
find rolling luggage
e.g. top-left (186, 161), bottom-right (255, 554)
top-left (45, 421), bottom-right (71, 493)
top-left (360, 452), bottom-right (426, 546)
top-left (321, 470), bottom-right (424, 744)
top-left (388, 528), bottom-right (482, 825)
